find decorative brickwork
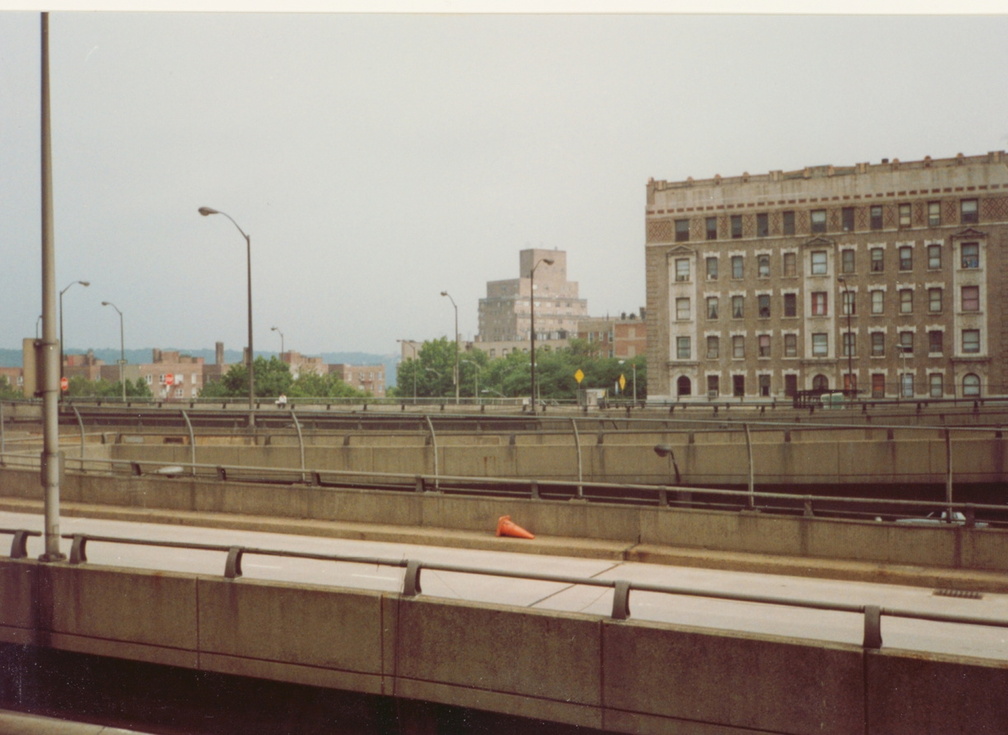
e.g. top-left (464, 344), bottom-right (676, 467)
top-left (647, 220), bottom-right (672, 244)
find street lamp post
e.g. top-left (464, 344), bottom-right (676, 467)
top-left (397, 339), bottom-right (418, 404)
top-left (619, 359), bottom-right (638, 405)
top-left (101, 301), bottom-right (126, 402)
top-left (59, 279), bottom-right (89, 391)
top-left (838, 277), bottom-right (854, 396)
top-left (461, 358), bottom-right (479, 402)
top-left (271, 326), bottom-right (284, 355)
top-left (199, 207), bottom-right (255, 420)
top-left (440, 291), bottom-right (459, 405)
top-left (529, 257), bottom-right (554, 412)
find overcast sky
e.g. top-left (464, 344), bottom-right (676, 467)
top-left (2, 6), bottom-right (1007, 357)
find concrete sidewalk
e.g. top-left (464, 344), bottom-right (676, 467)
top-left (3, 496), bottom-right (1006, 593)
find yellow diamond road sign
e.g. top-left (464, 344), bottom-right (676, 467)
top-left (619, 374), bottom-right (626, 391)
top-left (574, 369), bottom-right (584, 384)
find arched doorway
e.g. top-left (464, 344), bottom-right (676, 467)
top-left (812, 374), bottom-right (829, 391)
top-left (676, 376), bottom-right (692, 397)
top-left (962, 373), bottom-right (981, 397)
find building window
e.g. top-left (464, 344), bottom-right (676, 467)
top-left (927, 244), bottom-right (942, 270)
top-left (783, 210), bottom-right (795, 236)
top-left (811, 333), bottom-right (828, 357)
top-left (707, 375), bottom-right (719, 396)
top-left (784, 374), bottom-right (798, 397)
top-left (928, 201), bottom-right (941, 227)
top-left (784, 333), bottom-right (797, 357)
top-left (811, 209), bottom-right (827, 233)
top-left (810, 251), bottom-right (827, 275)
top-left (870, 247), bottom-right (884, 273)
top-left (898, 246), bottom-right (913, 271)
top-left (783, 252), bottom-right (796, 277)
top-left (811, 291), bottom-right (828, 316)
top-left (960, 198), bottom-right (979, 224)
top-left (758, 334), bottom-right (771, 357)
top-left (706, 256), bottom-right (719, 280)
top-left (675, 297), bottom-right (691, 321)
top-left (928, 331), bottom-right (943, 355)
top-left (732, 335), bottom-right (745, 358)
top-left (731, 295), bottom-right (744, 318)
top-left (901, 373), bottom-right (914, 398)
top-left (870, 290), bottom-right (884, 314)
top-left (928, 288), bottom-right (942, 314)
top-left (871, 332), bottom-right (885, 356)
top-left (870, 205), bottom-right (883, 230)
top-left (898, 331), bottom-right (914, 356)
top-left (731, 215), bottom-right (743, 239)
top-left (706, 336), bottom-right (719, 359)
top-left (842, 332), bottom-right (856, 358)
top-left (899, 288), bottom-right (913, 314)
top-left (707, 296), bottom-right (719, 320)
top-left (706, 216), bottom-right (718, 240)
top-left (871, 373), bottom-right (886, 398)
top-left (676, 336), bottom-right (691, 359)
top-left (757, 254), bottom-right (770, 277)
top-left (757, 213), bottom-right (769, 237)
top-left (841, 289), bottom-right (856, 316)
top-left (961, 242), bottom-right (979, 269)
top-left (758, 294), bottom-right (770, 318)
top-left (842, 207), bottom-right (855, 232)
top-left (962, 329), bottom-right (980, 354)
top-left (783, 293), bottom-right (797, 317)
top-left (674, 219), bottom-right (690, 242)
top-left (963, 373), bottom-right (981, 397)
top-left (759, 374), bottom-right (771, 397)
top-left (898, 203), bottom-right (911, 228)
top-left (840, 249), bottom-right (855, 274)
top-left (733, 375), bottom-right (745, 397)
top-left (961, 285), bottom-right (980, 312)
top-left (731, 255), bottom-right (744, 279)
top-left (675, 258), bottom-right (690, 282)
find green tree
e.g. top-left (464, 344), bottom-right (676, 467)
top-left (200, 356), bottom-right (292, 399)
top-left (396, 337), bottom-right (458, 399)
top-left (288, 371), bottom-right (366, 399)
top-left (0, 376), bottom-right (21, 399)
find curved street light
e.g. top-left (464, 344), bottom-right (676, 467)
top-left (101, 301), bottom-right (126, 402)
top-left (440, 291), bottom-right (459, 405)
top-left (529, 257), bottom-right (554, 413)
top-left (271, 326), bottom-right (284, 355)
top-left (199, 206), bottom-right (255, 418)
top-left (59, 279), bottom-right (89, 392)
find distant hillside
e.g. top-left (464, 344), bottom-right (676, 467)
top-left (0, 347), bottom-right (400, 387)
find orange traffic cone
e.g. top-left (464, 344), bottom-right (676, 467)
top-left (496, 515), bottom-right (535, 539)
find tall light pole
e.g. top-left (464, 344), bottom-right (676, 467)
top-left (40, 13), bottom-right (64, 561)
top-left (620, 359), bottom-right (638, 405)
top-left (440, 291), bottom-right (459, 405)
top-left (397, 339), bottom-right (418, 404)
top-left (59, 279), bottom-right (89, 387)
top-left (199, 206), bottom-right (255, 419)
top-left (838, 277), bottom-right (854, 396)
top-left (461, 357), bottom-right (479, 402)
top-left (271, 326), bottom-right (284, 355)
top-left (529, 257), bottom-right (554, 412)
top-left (101, 301), bottom-right (126, 402)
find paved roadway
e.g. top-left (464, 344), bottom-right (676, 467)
top-left (3, 510), bottom-right (1007, 662)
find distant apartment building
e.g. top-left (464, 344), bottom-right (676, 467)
top-left (477, 248), bottom-right (588, 344)
top-left (645, 151), bottom-right (1008, 401)
top-left (329, 363), bottom-right (386, 397)
top-left (576, 309), bottom-right (647, 359)
top-left (280, 351), bottom-right (326, 379)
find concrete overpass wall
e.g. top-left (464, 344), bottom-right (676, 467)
top-left (1, 467), bottom-right (1005, 573)
top-left (89, 428), bottom-right (1008, 486)
top-left (1, 559), bottom-right (1006, 735)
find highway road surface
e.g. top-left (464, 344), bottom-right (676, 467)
top-left (2, 510), bottom-right (1006, 661)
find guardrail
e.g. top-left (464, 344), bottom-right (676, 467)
top-left (1, 447), bottom-right (1005, 527)
top-left (3, 527), bottom-right (1004, 652)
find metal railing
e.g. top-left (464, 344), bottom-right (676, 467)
top-left (3, 527), bottom-right (1005, 652)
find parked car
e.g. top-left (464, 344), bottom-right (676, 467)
top-left (895, 512), bottom-right (987, 528)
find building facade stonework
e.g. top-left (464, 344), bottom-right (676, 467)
top-left (645, 151), bottom-right (1008, 402)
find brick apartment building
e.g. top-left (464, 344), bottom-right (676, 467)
top-left (645, 151), bottom-right (1008, 402)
